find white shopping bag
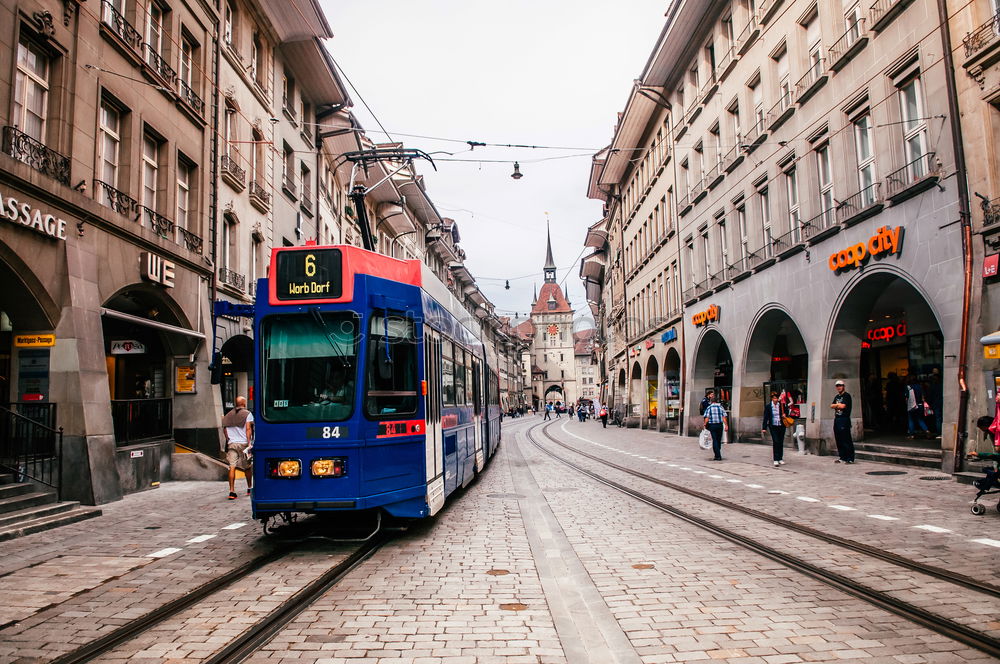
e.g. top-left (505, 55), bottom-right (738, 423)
top-left (698, 428), bottom-right (712, 450)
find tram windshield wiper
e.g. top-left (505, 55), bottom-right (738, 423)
top-left (310, 307), bottom-right (350, 367)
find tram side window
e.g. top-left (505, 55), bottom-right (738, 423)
top-left (366, 313), bottom-right (418, 417)
top-left (454, 349), bottom-right (467, 406)
top-left (442, 341), bottom-right (455, 407)
top-left (472, 361), bottom-right (481, 413)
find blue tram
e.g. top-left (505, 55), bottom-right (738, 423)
top-left (249, 243), bottom-right (501, 523)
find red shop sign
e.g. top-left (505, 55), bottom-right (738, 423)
top-left (984, 254), bottom-right (999, 279)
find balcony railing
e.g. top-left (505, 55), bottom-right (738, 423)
top-left (716, 46), bottom-right (738, 81)
top-left (699, 70), bottom-right (718, 103)
top-left (111, 398), bottom-right (171, 445)
top-left (722, 141), bottom-right (744, 172)
top-left (801, 207), bottom-right (838, 242)
top-left (690, 175), bottom-right (706, 202)
top-left (101, 0), bottom-right (143, 50)
top-left (829, 19), bottom-right (867, 71)
top-left (221, 154), bottom-right (246, 188)
top-left (282, 174), bottom-right (297, 198)
top-left (756, 0), bottom-right (784, 25)
top-left (772, 224), bottom-right (804, 256)
top-left (140, 205), bottom-right (174, 238)
top-left (177, 79), bottom-right (205, 115)
top-left (249, 180), bottom-right (271, 210)
top-left (766, 89), bottom-right (795, 130)
top-left (795, 58), bottom-right (827, 104)
top-left (836, 182), bottom-right (884, 225)
top-left (219, 267), bottom-right (246, 292)
top-left (95, 179), bottom-right (139, 218)
top-left (726, 258), bottom-right (751, 280)
top-left (684, 98), bottom-right (702, 126)
top-left (885, 151), bottom-right (940, 201)
top-left (705, 161), bottom-right (723, 189)
top-left (736, 15), bottom-right (760, 54)
top-left (982, 195), bottom-right (1000, 229)
top-left (677, 190), bottom-right (692, 216)
top-left (2, 126), bottom-right (70, 185)
top-left (744, 115), bottom-right (767, 150)
top-left (144, 45), bottom-right (177, 84)
top-left (870, 0), bottom-right (915, 33)
top-left (964, 12), bottom-right (1000, 59)
top-left (178, 227), bottom-right (203, 253)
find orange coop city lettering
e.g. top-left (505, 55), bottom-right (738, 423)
top-left (691, 304), bottom-right (720, 326)
top-left (828, 226), bottom-right (903, 272)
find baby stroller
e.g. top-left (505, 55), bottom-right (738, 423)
top-left (968, 452), bottom-right (1000, 515)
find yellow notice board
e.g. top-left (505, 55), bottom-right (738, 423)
top-left (986, 344), bottom-right (1000, 360)
top-left (175, 365), bottom-right (197, 394)
top-left (14, 334), bottom-right (55, 347)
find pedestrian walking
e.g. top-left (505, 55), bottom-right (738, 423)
top-left (221, 395), bottom-right (254, 499)
top-left (762, 391), bottom-right (787, 467)
top-left (543, 403), bottom-right (553, 420)
top-left (703, 396), bottom-right (728, 461)
top-left (555, 401), bottom-right (562, 418)
top-left (599, 405), bottom-right (609, 428)
top-left (830, 380), bottom-right (855, 464)
top-left (905, 375), bottom-right (929, 438)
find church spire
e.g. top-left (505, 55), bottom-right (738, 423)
top-left (543, 220), bottom-right (557, 283)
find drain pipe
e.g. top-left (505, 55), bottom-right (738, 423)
top-left (936, 0), bottom-right (974, 472)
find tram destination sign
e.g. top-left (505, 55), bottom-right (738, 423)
top-left (275, 248), bottom-right (343, 301)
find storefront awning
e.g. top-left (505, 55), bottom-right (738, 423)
top-left (982, 330), bottom-right (1000, 345)
top-left (101, 308), bottom-right (206, 340)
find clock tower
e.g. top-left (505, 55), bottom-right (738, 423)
top-left (528, 222), bottom-right (577, 408)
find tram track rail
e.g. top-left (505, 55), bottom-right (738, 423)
top-left (526, 422), bottom-right (1000, 660)
top-left (50, 533), bottom-right (390, 664)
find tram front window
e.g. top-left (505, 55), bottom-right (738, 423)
top-left (262, 313), bottom-right (358, 422)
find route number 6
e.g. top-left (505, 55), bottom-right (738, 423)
top-left (304, 253), bottom-right (316, 277)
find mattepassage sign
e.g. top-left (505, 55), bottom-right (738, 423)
top-left (275, 248), bottom-right (343, 300)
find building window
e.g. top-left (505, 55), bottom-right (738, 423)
top-left (728, 98), bottom-right (741, 141)
top-left (98, 100), bottom-right (121, 197)
top-left (758, 187), bottom-right (772, 257)
top-left (898, 75), bottom-right (928, 174)
top-left (251, 31), bottom-right (265, 88)
top-left (816, 143), bottom-right (834, 225)
top-left (176, 157), bottom-right (191, 232)
top-left (845, 3), bottom-right (863, 44)
top-left (853, 112), bottom-right (876, 204)
top-left (282, 143), bottom-right (294, 196)
top-left (14, 35), bottom-right (49, 143)
top-left (224, 103), bottom-right (237, 159)
top-left (775, 46), bottom-right (790, 110)
top-left (718, 218), bottom-right (729, 268)
top-left (145, 2), bottom-right (165, 64)
top-left (251, 127), bottom-right (264, 185)
top-left (141, 133), bottom-right (159, 213)
top-left (222, 214), bottom-right (235, 270)
top-left (282, 74), bottom-right (296, 118)
top-left (224, 1), bottom-right (235, 46)
top-left (749, 76), bottom-right (764, 134)
top-left (737, 203), bottom-right (749, 264)
top-left (804, 12), bottom-right (822, 77)
top-left (300, 162), bottom-right (311, 204)
top-left (701, 228), bottom-right (711, 280)
top-left (785, 167), bottom-right (800, 241)
top-left (179, 36), bottom-right (194, 88)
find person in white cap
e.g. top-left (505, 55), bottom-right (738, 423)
top-left (830, 380), bottom-right (855, 463)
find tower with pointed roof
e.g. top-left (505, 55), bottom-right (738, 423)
top-left (527, 222), bottom-right (577, 409)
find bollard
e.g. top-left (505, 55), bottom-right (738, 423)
top-left (794, 424), bottom-right (807, 455)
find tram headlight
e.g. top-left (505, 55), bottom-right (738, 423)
top-left (311, 457), bottom-right (345, 478)
top-left (268, 458), bottom-right (301, 478)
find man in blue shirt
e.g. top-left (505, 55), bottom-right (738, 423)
top-left (702, 396), bottom-right (728, 461)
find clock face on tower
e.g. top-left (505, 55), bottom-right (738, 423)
top-left (547, 324), bottom-right (559, 335)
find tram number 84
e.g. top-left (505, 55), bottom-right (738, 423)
top-left (306, 426), bottom-right (348, 439)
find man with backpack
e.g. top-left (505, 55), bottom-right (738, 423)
top-left (599, 405), bottom-right (609, 428)
top-left (699, 389), bottom-right (716, 416)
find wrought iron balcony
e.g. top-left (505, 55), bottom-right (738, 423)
top-left (836, 182), bottom-right (884, 226)
top-left (964, 12), bottom-right (1000, 59)
top-left (140, 205), bottom-right (174, 238)
top-left (766, 89), bottom-right (795, 131)
top-left (249, 180), bottom-right (271, 211)
top-left (94, 179), bottom-right (139, 218)
top-left (722, 141), bottom-right (744, 173)
top-left (2, 126), bottom-right (70, 185)
top-left (982, 195), bottom-right (1000, 230)
top-left (743, 115), bottom-right (767, 151)
top-left (219, 267), bottom-right (246, 292)
top-left (144, 45), bottom-right (177, 85)
top-left (829, 19), bottom-right (867, 71)
top-left (884, 151), bottom-right (940, 202)
top-left (177, 79), bottom-right (204, 115)
top-left (221, 154), bottom-right (245, 189)
top-left (772, 224), bottom-right (804, 257)
top-left (101, 0), bottom-right (143, 50)
top-left (801, 207), bottom-right (838, 243)
top-left (870, 0), bottom-right (915, 33)
top-left (178, 227), bottom-right (203, 253)
top-left (795, 58), bottom-right (827, 105)
top-left (736, 15), bottom-right (760, 54)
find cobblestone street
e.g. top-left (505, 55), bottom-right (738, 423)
top-left (1, 416), bottom-right (998, 663)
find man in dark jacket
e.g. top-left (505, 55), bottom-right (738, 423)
top-left (830, 381), bottom-right (855, 464)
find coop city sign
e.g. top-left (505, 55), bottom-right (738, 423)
top-left (828, 225), bottom-right (903, 272)
top-left (691, 304), bottom-right (720, 326)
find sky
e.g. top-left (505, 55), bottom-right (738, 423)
top-left (320, 1), bottom-right (669, 327)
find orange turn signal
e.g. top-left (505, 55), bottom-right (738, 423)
top-left (421, 380), bottom-right (427, 396)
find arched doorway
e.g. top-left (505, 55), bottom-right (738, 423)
top-left (615, 368), bottom-right (626, 412)
top-left (645, 355), bottom-right (659, 428)
top-left (690, 329), bottom-right (733, 432)
top-left (743, 309), bottom-right (808, 437)
top-left (629, 362), bottom-right (642, 422)
top-left (544, 384), bottom-right (564, 407)
top-left (828, 271), bottom-right (943, 441)
top-left (219, 334), bottom-right (253, 411)
top-left (103, 287), bottom-right (195, 445)
top-left (663, 348), bottom-right (681, 433)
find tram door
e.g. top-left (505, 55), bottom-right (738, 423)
top-left (423, 327), bottom-right (445, 514)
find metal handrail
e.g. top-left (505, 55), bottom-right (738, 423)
top-left (837, 182), bottom-right (883, 223)
top-left (0, 405), bottom-right (63, 499)
top-left (177, 79), bottom-right (205, 115)
top-left (221, 154), bottom-right (246, 184)
top-left (829, 18), bottom-right (865, 66)
top-left (885, 151), bottom-right (939, 198)
top-left (963, 11), bottom-right (1000, 58)
top-left (101, 0), bottom-right (143, 50)
top-left (144, 44), bottom-right (177, 84)
top-left (94, 179), bottom-right (139, 218)
top-left (795, 58), bottom-right (825, 97)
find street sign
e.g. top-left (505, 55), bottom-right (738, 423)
top-left (14, 334), bottom-right (55, 347)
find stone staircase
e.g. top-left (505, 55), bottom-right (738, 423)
top-left (852, 441), bottom-right (944, 469)
top-left (0, 472), bottom-right (102, 542)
